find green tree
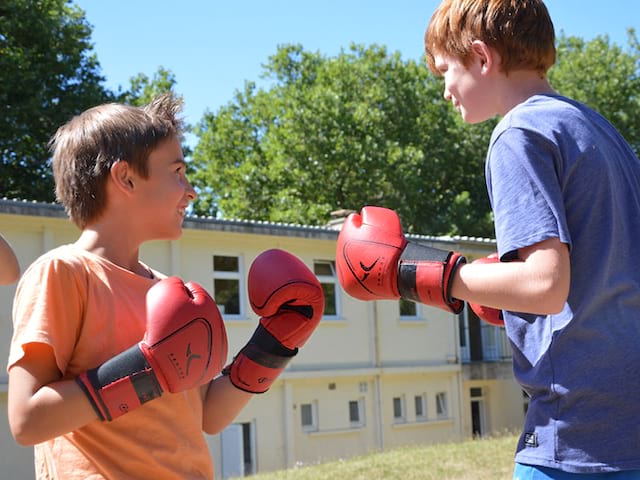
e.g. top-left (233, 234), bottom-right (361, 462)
top-left (117, 66), bottom-right (179, 107)
top-left (0, 0), bottom-right (112, 202)
top-left (192, 33), bottom-right (640, 237)
top-left (116, 66), bottom-right (192, 157)
top-left (549, 30), bottom-right (640, 156)
top-left (192, 44), bottom-right (494, 236)
top-left (0, 0), bottom-right (186, 202)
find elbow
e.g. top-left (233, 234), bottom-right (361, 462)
top-left (13, 434), bottom-right (36, 448)
top-left (540, 293), bottom-right (567, 315)
top-left (202, 401), bottom-right (231, 435)
top-left (531, 277), bottom-right (569, 315)
top-left (518, 237), bottom-right (571, 315)
top-left (202, 420), bottom-right (227, 436)
top-left (10, 418), bottom-right (40, 447)
top-left (11, 263), bottom-right (21, 284)
top-left (0, 268), bottom-right (20, 286)
top-left (11, 422), bottom-right (58, 447)
top-left (8, 404), bottom-right (52, 447)
top-left (203, 426), bottom-right (223, 436)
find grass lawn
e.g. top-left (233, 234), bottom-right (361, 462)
top-left (233, 432), bottom-right (519, 480)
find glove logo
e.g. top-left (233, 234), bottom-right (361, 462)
top-left (184, 343), bottom-right (202, 377)
top-left (360, 257), bottom-right (380, 282)
top-left (359, 258), bottom-right (379, 282)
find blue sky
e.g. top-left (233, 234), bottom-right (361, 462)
top-left (75, 0), bottom-right (639, 134)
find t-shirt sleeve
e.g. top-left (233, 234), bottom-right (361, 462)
top-left (486, 126), bottom-right (572, 258)
top-left (8, 255), bottom-right (86, 375)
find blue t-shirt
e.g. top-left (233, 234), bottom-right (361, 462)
top-left (486, 94), bottom-right (640, 473)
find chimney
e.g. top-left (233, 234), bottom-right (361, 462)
top-left (326, 209), bottom-right (355, 230)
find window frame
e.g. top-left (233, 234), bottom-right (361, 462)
top-left (348, 398), bottom-right (365, 427)
top-left (414, 393), bottom-right (427, 421)
top-left (314, 259), bottom-right (340, 319)
top-left (399, 298), bottom-right (420, 320)
top-left (392, 395), bottom-right (406, 423)
top-left (436, 391), bottom-right (448, 419)
top-left (300, 401), bottom-right (318, 432)
top-left (212, 253), bottom-right (245, 319)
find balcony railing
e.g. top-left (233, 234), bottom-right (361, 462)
top-left (460, 320), bottom-right (512, 363)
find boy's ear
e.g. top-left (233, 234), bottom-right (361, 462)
top-left (109, 160), bottom-right (136, 194)
top-left (471, 40), bottom-right (496, 74)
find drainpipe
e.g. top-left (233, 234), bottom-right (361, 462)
top-left (329, 209), bottom-right (384, 450)
top-left (372, 300), bottom-right (384, 451)
top-left (284, 381), bottom-right (294, 467)
top-left (454, 309), bottom-right (465, 439)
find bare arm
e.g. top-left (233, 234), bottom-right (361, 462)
top-left (451, 237), bottom-right (570, 315)
top-left (0, 234), bottom-right (20, 285)
top-left (201, 374), bottom-right (253, 435)
top-left (10, 340), bottom-right (250, 443)
top-left (8, 343), bottom-right (100, 446)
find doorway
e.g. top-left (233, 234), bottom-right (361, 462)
top-left (221, 422), bottom-right (255, 478)
top-left (470, 387), bottom-right (485, 438)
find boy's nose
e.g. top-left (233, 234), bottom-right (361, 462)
top-left (185, 181), bottom-right (198, 201)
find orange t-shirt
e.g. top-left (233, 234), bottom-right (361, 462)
top-left (8, 245), bottom-right (214, 479)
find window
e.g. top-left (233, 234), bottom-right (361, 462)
top-left (393, 396), bottom-right (405, 423)
top-left (414, 394), bottom-right (427, 420)
top-left (470, 387), bottom-right (483, 398)
top-left (458, 313), bottom-right (467, 348)
top-left (300, 402), bottom-right (318, 431)
top-left (213, 255), bottom-right (243, 317)
top-left (436, 392), bottom-right (448, 419)
top-left (349, 399), bottom-right (365, 427)
top-left (399, 298), bottom-right (418, 317)
top-left (314, 260), bottom-right (338, 317)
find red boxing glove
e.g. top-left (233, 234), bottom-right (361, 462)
top-left (336, 206), bottom-right (465, 313)
top-left (227, 249), bottom-right (324, 394)
top-left (468, 253), bottom-right (504, 327)
top-left (77, 277), bottom-right (228, 421)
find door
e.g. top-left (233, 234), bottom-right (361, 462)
top-left (471, 399), bottom-right (485, 438)
top-left (221, 423), bottom-right (244, 479)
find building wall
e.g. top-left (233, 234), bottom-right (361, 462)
top-left (0, 202), bottom-right (524, 478)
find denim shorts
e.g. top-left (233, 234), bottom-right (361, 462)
top-left (514, 463), bottom-right (640, 480)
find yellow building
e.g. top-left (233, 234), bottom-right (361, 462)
top-left (0, 199), bottom-right (525, 479)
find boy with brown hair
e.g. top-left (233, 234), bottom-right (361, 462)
top-left (8, 94), bottom-right (324, 479)
top-left (336, 0), bottom-right (640, 478)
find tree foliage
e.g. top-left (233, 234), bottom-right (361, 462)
top-left (191, 44), bottom-right (494, 236)
top-left (0, 0), bottom-right (112, 202)
top-left (116, 66), bottom-right (179, 107)
top-left (192, 34), bottom-right (640, 237)
top-left (2, 2), bottom-right (638, 239)
top-left (550, 30), bottom-right (640, 156)
top-left (115, 67), bottom-right (192, 157)
top-left (0, 0), bottom-right (181, 203)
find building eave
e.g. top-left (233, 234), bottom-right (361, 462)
top-left (0, 197), bottom-right (496, 247)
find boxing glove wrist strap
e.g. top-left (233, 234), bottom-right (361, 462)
top-left (76, 345), bottom-right (163, 422)
top-left (225, 324), bottom-right (297, 394)
top-left (398, 242), bottom-right (466, 314)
